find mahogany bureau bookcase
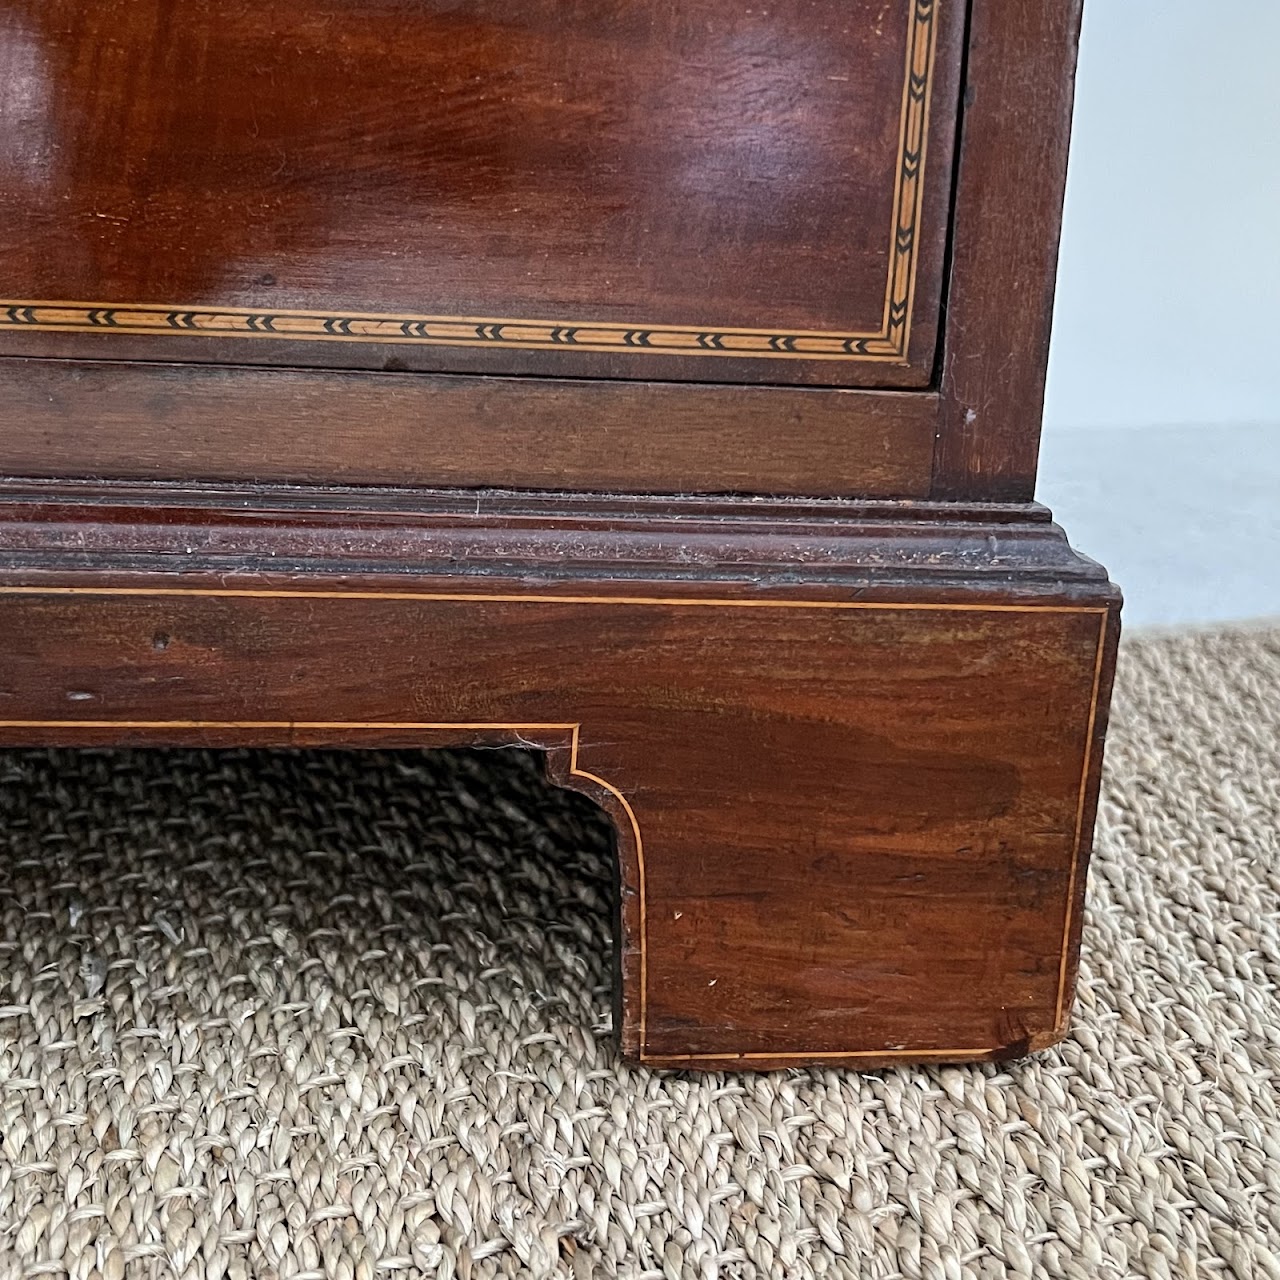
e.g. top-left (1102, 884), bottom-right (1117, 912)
top-left (0, 0), bottom-right (1119, 1070)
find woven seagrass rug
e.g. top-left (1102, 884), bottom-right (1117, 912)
top-left (1, 626), bottom-right (1278, 1279)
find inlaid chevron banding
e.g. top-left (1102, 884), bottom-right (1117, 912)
top-left (0, 1), bottom-right (938, 365)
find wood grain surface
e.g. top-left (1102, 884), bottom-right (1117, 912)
top-left (0, 358), bottom-right (939, 498)
top-left (933, 0), bottom-right (1087, 500)
top-left (0, 1), bottom-right (1088, 500)
top-left (0, 0), bottom-right (962, 387)
top-left (0, 2), bottom-right (1116, 1068)
top-left (0, 489), bottom-right (1120, 1068)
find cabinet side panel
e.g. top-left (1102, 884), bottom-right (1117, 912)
top-left (933, 0), bottom-right (1085, 500)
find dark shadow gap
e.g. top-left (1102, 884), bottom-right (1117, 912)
top-left (0, 746), bottom-right (619, 1064)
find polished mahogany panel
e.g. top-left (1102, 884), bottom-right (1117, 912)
top-left (0, 0), bottom-right (962, 386)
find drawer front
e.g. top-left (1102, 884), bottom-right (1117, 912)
top-left (0, 0), bottom-right (962, 389)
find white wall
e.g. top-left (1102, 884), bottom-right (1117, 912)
top-left (1039, 1), bottom-right (1280, 626)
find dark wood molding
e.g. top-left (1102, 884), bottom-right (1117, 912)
top-left (0, 481), bottom-right (1113, 600)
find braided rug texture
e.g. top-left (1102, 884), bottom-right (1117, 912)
top-left (1, 626), bottom-right (1278, 1279)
